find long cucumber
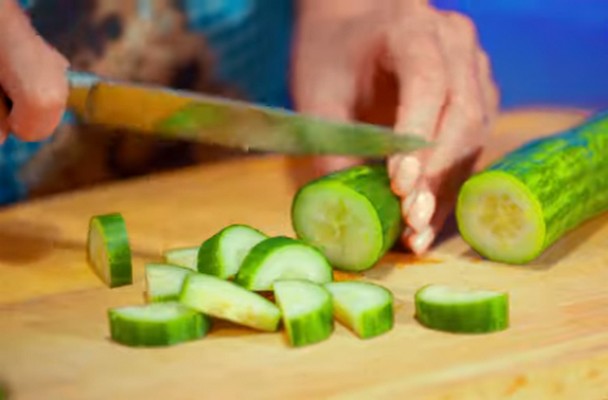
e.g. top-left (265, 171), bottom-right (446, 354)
top-left (291, 165), bottom-right (402, 272)
top-left (456, 110), bottom-right (608, 264)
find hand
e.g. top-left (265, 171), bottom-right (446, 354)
top-left (291, 0), bottom-right (499, 255)
top-left (0, 0), bottom-right (69, 143)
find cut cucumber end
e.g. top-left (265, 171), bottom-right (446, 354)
top-left (87, 213), bottom-right (132, 288)
top-left (456, 171), bottom-right (546, 264)
top-left (197, 224), bottom-right (267, 279)
top-left (273, 280), bottom-right (334, 347)
top-left (163, 246), bottom-right (199, 270)
top-left (145, 263), bottom-right (195, 302)
top-left (414, 284), bottom-right (509, 334)
top-left (325, 281), bottom-right (394, 339)
top-left (292, 181), bottom-right (384, 272)
top-left (235, 236), bottom-right (333, 291)
top-left (179, 273), bottom-right (281, 332)
top-left (108, 302), bottom-right (209, 347)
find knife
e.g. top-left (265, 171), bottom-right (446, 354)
top-left (2, 70), bottom-right (433, 158)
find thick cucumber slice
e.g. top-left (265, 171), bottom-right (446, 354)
top-left (291, 165), bottom-right (402, 272)
top-left (179, 273), bottom-right (281, 331)
top-left (108, 302), bottom-right (209, 347)
top-left (197, 224), bottom-right (267, 279)
top-left (414, 284), bottom-right (509, 334)
top-left (163, 246), bottom-right (199, 270)
top-left (145, 263), bottom-right (194, 302)
top-left (235, 236), bottom-right (333, 291)
top-left (87, 213), bottom-right (132, 288)
top-left (457, 111), bottom-right (608, 264)
top-left (325, 281), bottom-right (394, 339)
top-left (273, 280), bottom-right (333, 347)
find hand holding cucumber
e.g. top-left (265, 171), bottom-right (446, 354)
top-left (292, 1), bottom-right (500, 256)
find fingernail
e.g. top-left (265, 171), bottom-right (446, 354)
top-left (398, 156), bottom-right (421, 191)
top-left (407, 190), bottom-right (436, 232)
top-left (408, 226), bottom-right (435, 255)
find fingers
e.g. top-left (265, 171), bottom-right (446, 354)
top-left (403, 12), bottom-right (490, 254)
top-left (388, 27), bottom-right (448, 198)
top-left (0, 16), bottom-right (69, 142)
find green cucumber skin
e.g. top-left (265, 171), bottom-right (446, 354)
top-left (292, 165), bottom-right (403, 268)
top-left (459, 110), bottom-right (608, 262)
top-left (145, 263), bottom-right (194, 303)
top-left (354, 302), bottom-right (394, 339)
top-left (88, 213), bottom-right (132, 288)
top-left (108, 304), bottom-right (209, 347)
top-left (197, 224), bottom-right (266, 278)
top-left (286, 303), bottom-right (334, 347)
top-left (414, 286), bottom-right (509, 334)
top-left (235, 236), bottom-right (332, 290)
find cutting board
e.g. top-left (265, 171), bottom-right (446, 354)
top-left (1, 108), bottom-right (608, 400)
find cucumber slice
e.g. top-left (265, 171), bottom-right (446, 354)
top-left (456, 111), bottom-right (608, 264)
top-left (179, 273), bottom-right (281, 331)
top-left (414, 284), bottom-right (509, 334)
top-left (235, 236), bottom-right (333, 291)
top-left (197, 224), bottom-right (267, 279)
top-left (87, 213), bottom-right (132, 288)
top-left (291, 165), bottom-right (402, 272)
top-left (273, 280), bottom-right (334, 347)
top-left (145, 263), bottom-right (194, 302)
top-left (325, 281), bottom-right (394, 339)
top-left (108, 302), bottom-right (209, 347)
top-left (163, 246), bottom-right (199, 270)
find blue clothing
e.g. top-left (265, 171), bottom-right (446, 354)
top-left (1, 0), bottom-right (607, 205)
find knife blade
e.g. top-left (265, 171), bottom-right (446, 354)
top-left (11, 71), bottom-right (434, 157)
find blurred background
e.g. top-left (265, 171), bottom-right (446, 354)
top-left (433, 0), bottom-right (608, 110)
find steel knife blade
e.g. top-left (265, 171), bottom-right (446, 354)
top-left (66, 71), bottom-right (432, 158)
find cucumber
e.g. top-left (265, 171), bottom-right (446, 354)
top-left (325, 281), bottom-right (394, 339)
top-left (291, 165), bottom-right (402, 272)
top-left (108, 302), bottom-right (209, 347)
top-left (235, 236), bottom-right (333, 291)
top-left (457, 110), bottom-right (608, 264)
top-left (179, 273), bottom-right (281, 331)
top-left (273, 280), bottom-right (334, 347)
top-left (163, 246), bottom-right (199, 270)
top-left (87, 213), bottom-right (132, 288)
top-left (197, 224), bottom-right (267, 279)
top-left (414, 284), bottom-right (509, 334)
top-left (145, 263), bottom-right (194, 302)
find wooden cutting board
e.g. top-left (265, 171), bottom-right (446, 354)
top-left (1, 108), bottom-right (607, 400)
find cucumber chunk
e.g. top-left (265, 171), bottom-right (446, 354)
top-left (145, 263), bottom-right (194, 302)
top-left (414, 284), bottom-right (509, 334)
top-left (108, 302), bottom-right (209, 347)
top-left (163, 246), bottom-right (199, 270)
top-left (197, 224), bottom-right (267, 279)
top-left (235, 236), bottom-right (333, 291)
top-left (325, 281), bottom-right (394, 339)
top-left (457, 111), bottom-right (608, 264)
top-left (87, 213), bottom-right (132, 288)
top-left (273, 280), bottom-right (334, 347)
top-left (291, 165), bottom-right (402, 272)
top-left (179, 273), bottom-right (281, 332)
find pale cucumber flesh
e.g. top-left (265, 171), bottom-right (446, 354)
top-left (273, 280), bottom-right (334, 347)
top-left (87, 213), bottom-right (132, 288)
top-left (163, 247), bottom-right (199, 270)
top-left (235, 236), bottom-right (332, 291)
top-left (325, 281), bottom-right (394, 339)
top-left (179, 273), bottom-right (281, 332)
top-left (145, 263), bottom-right (194, 302)
top-left (197, 224), bottom-right (267, 279)
top-left (292, 165), bottom-right (402, 272)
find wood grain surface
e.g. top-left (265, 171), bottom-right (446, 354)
top-left (1, 108), bottom-right (608, 400)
